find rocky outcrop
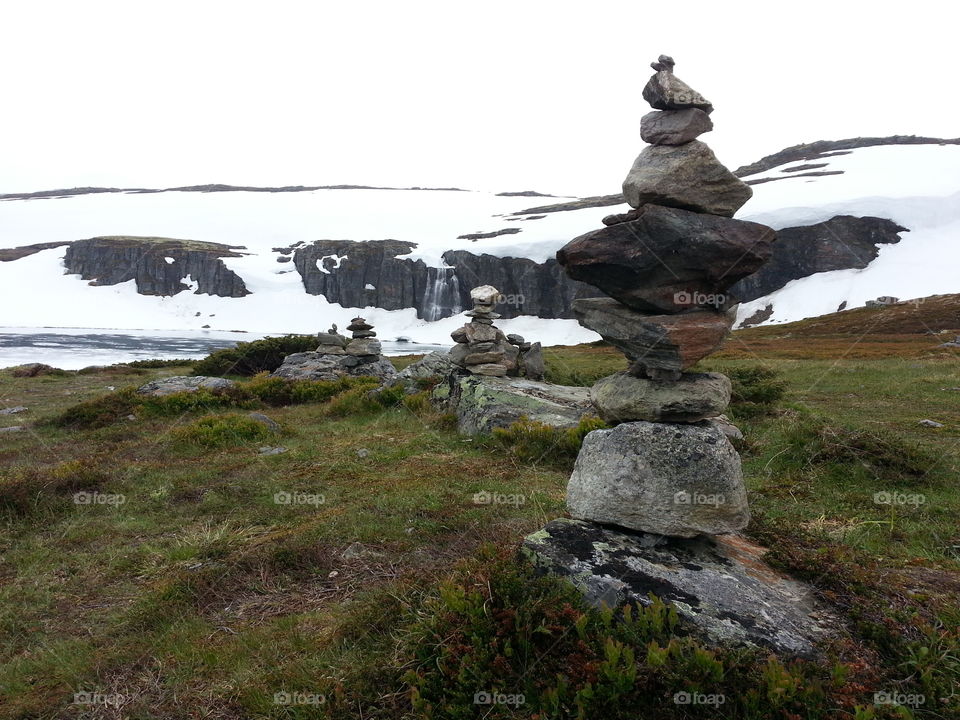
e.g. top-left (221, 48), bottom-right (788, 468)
top-left (523, 518), bottom-right (833, 658)
top-left (291, 239), bottom-right (601, 321)
top-left (729, 215), bottom-right (907, 302)
top-left (63, 237), bottom-right (250, 297)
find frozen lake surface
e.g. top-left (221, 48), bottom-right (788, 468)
top-left (0, 327), bottom-right (447, 370)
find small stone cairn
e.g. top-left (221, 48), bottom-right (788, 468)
top-left (272, 317), bottom-right (395, 381)
top-left (448, 285), bottom-right (544, 380)
top-left (553, 55), bottom-right (779, 539)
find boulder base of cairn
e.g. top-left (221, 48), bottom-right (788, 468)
top-left (272, 352), bottom-right (396, 382)
top-left (622, 141), bottom-right (753, 217)
top-left (573, 299), bottom-right (734, 377)
top-left (346, 338), bottom-right (382, 357)
top-left (433, 374), bottom-right (592, 435)
top-left (590, 371), bottom-right (731, 423)
top-left (558, 204), bottom-right (774, 313)
top-left (640, 109), bottom-right (713, 145)
top-left (523, 518), bottom-right (833, 658)
top-left (566, 421), bottom-right (749, 537)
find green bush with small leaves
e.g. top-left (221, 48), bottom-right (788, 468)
top-left (191, 334), bottom-right (320, 376)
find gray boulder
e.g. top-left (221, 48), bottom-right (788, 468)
top-left (0, 406), bottom-right (28, 416)
top-left (523, 518), bottom-right (834, 658)
top-left (316, 332), bottom-right (348, 347)
top-left (346, 338), bottom-right (382, 357)
top-left (566, 421), bottom-right (749, 537)
top-left (386, 351), bottom-right (460, 391)
top-left (434, 374), bottom-right (592, 435)
top-left (590, 372), bottom-right (731, 423)
top-left (248, 412), bottom-right (281, 433)
top-left (521, 342), bottom-right (545, 380)
top-left (640, 109), bottom-right (713, 145)
top-left (622, 141), bottom-right (752, 217)
top-left (136, 376), bottom-right (236, 397)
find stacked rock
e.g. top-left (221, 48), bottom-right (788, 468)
top-left (315, 323), bottom-right (349, 354)
top-left (345, 317), bottom-right (381, 358)
top-left (449, 285), bottom-right (545, 380)
top-left (555, 55), bottom-right (778, 538)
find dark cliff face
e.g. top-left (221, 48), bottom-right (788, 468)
top-left (63, 237), bottom-right (250, 297)
top-left (291, 240), bottom-right (601, 320)
top-left (729, 216), bottom-right (907, 302)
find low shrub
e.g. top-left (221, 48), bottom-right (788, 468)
top-left (245, 373), bottom-right (367, 406)
top-left (10, 363), bottom-right (68, 377)
top-left (727, 365), bottom-right (788, 418)
top-left (127, 358), bottom-right (195, 368)
top-left (171, 413), bottom-right (279, 448)
top-left (0, 459), bottom-right (109, 516)
top-left (489, 415), bottom-right (608, 466)
top-left (191, 335), bottom-right (319, 376)
top-left (325, 380), bottom-right (395, 417)
top-left (46, 387), bottom-right (140, 429)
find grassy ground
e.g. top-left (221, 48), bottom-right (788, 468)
top-left (1, 327), bottom-right (958, 718)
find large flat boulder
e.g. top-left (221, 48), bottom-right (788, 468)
top-left (640, 109), bottom-right (713, 145)
top-left (136, 376), bottom-right (236, 396)
top-left (622, 141), bottom-right (752, 217)
top-left (573, 298), bottom-right (735, 376)
top-left (566, 421), bottom-right (749, 537)
top-left (557, 204), bottom-right (775, 314)
top-left (434, 375), bottom-right (592, 435)
top-left (523, 518), bottom-right (834, 658)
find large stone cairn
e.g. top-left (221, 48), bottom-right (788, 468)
top-left (448, 285), bottom-right (545, 380)
top-left (555, 55), bottom-right (778, 538)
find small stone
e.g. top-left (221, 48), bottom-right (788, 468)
top-left (248, 412), bottom-right (281, 433)
top-left (352, 330), bottom-right (377, 339)
top-left (640, 108), bottom-right (713, 145)
top-left (0, 426), bottom-right (24, 434)
top-left (590, 371), bottom-right (731, 423)
top-left (706, 414), bottom-right (744, 442)
top-left (258, 446), bottom-right (288, 455)
top-left (506, 334), bottom-right (525, 346)
top-left (0, 406), bottom-right (28, 415)
top-left (471, 318), bottom-right (495, 326)
top-left (521, 342), bottom-right (545, 380)
top-left (642, 66), bottom-right (713, 113)
top-left (450, 327), bottom-right (468, 344)
top-left (470, 363), bottom-right (509, 377)
top-left (464, 351), bottom-right (506, 365)
top-left (356, 448), bottom-right (370, 458)
top-left (346, 338), bottom-right (382, 357)
top-left (463, 323), bottom-right (499, 344)
top-left (470, 285), bottom-right (500, 305)
top-left (316, 332), bottom-right (348, 347)
top-left (919, 419), bottom-right (944, 428)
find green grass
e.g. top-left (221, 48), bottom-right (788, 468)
top-left (1, 343), bottom-right (958, 718)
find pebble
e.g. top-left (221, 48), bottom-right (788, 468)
top-left (258, 446), bottom-right (288, 456)
top-left (0, 426), bottom-right (25, 433)
top-left (919, 419), bottom-right (944, 428)
top-left (0, 406), bottom-right (27, 415)
top-left (356, 448), bottom-right (370, 458)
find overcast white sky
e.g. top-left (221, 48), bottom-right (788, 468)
top-left (2, 0), bottom-right (957, 197)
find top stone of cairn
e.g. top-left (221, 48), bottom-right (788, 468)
top-left (642, 55), bottom-right (713, 114)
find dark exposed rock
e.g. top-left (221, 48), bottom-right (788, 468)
top-left (558, 205), bottom-right (776, 313)
top-left (729, 216), bottom-right (906, 302)
top-left (642, 68), bottom-right (713, 114)
top-left (456, 228), bottom-right (522, 241)
top-left (572, 299), bottom-right (735, 376)
top-left (523, 518), bottom-right (834, 657)
top-left (271, 351), bottom-right (396, 382)
top-left (781, 162), bottom-right (830, 172)
top-left (732, 135), bottom-right (960, 177)
top-left (0, 241), bottom-right (72, 262)
top-left (738, 304), bottom-right (774, 328)
top-left (63, 237), bottom-right (250, 297)
top-left (745, 170), bottom-right (844, 186)
top-left (622, 142), bottom-right (753, 217)
top-left (640, 109), bottom-right (713, 145)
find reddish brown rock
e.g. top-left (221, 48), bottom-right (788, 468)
top-left (572, 298), bottom-right (735, 377)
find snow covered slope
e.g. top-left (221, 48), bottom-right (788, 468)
top-left (734, 144), bottom-right (960, 326)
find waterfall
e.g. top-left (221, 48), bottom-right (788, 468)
top-left (422, 266), bottom-right (462, 321)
